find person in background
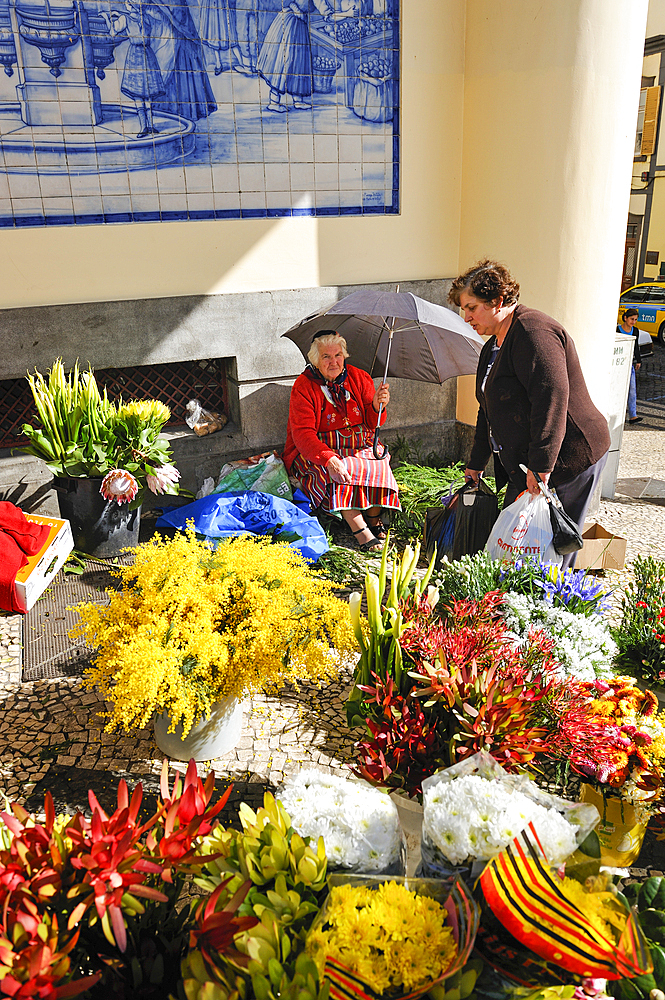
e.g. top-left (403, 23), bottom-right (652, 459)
top-left (451, 259), bottom-right (610, 569)
top-left (283, 331), bottom-right (400, 552)
top-left (617, 307), bottom-right (643, 425)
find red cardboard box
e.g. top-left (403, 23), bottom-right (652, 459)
top-left (13, 514), bottom-right (74, 613)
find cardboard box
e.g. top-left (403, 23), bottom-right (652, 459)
top-left (575, 521), bottom-right (627, 571)
top-left (13, 514), bottom-right (74, 612)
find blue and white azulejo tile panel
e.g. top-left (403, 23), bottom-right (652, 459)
top-left (0, 0), bottom-right (399, 226)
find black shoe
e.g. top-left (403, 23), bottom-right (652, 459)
top-left (628, 416), bottom-right (643, 424)
top-left (366, 516), bottom-right (388, 540)
top-left (351, 526), bottom-right (383, 552)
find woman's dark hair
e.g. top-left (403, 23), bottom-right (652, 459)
top-left (622, 307), bottom-right (639, 321)
top-left (448, 259), bottom-right (520, 308)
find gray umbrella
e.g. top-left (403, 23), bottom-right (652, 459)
top-left (281, 289), bottom-right (484, 457)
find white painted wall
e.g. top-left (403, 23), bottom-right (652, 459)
top-left (457, 0), bottom-right (648, 415)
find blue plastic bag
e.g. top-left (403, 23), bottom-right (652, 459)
top-left (155, 491), bottom-right (328, 562)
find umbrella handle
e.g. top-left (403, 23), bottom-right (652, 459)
top-left (373, 406), bottom-right (387, 459)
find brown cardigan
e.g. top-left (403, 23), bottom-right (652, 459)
top-left (467, 304), bottom-right (610, 490)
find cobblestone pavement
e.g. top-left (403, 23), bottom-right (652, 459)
top-left (0, 354), bottom-right (664, 866)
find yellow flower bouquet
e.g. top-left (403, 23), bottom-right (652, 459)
top-left (306, 875), bottom-right (479, 1000)
top-left (71, 530), bottom-right (356, 736)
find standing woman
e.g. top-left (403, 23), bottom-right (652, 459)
top-left (452, 260), bottom-right (610, 568)
top-left (283, 331), bottom-right (401, 552)
top-left (195, 0), bottom-right (237, 76)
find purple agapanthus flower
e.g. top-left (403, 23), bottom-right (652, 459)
top-left (499, 558), bottom-right (611, 615)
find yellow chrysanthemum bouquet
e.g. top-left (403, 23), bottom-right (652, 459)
top-left (306, 875), bottom-right (479, 1000)
top-left (72, 530), bottom-right (356, 736)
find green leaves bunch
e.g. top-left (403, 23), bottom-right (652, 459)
top-left (346, 535), bottom-right (438, 727)
top-left (609, 877), bottom-right (665, 998)
top-left (185, 793), bottom-right (329, 1000)
top-left (613, 555), bottom-right (665, 685)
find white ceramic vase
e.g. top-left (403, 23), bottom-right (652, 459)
top-left (153, 696), bottom-right (244, 761)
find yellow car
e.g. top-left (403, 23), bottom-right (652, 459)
top-left (618, 281), bottom-right (665, 345)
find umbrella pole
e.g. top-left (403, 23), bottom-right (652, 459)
top-left (372, 316), bottom-right (396, 460)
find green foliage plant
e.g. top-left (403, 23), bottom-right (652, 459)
top-left (613, 555), bottom-right (665, 685)
top-left (185, 793), bottom-right (330, 1000)
top-left (609, 877), bottom-right (665, 998)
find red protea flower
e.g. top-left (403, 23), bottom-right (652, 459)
top-left (145, 760), bottom-right (231, 883)
top-left (99, 469), bottom-right (138, 505)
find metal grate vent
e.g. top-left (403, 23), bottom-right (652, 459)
top-left (22, 556), bottom-right (133, 683)
top-left (1, 358), bottom-right (229, 450)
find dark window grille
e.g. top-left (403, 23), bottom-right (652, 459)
top-left (0, 358), bottom-right (229, 450)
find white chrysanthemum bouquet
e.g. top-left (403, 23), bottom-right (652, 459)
top-left (278, 770), bottom-right (405, 874)
top-left (420, 752), bottom-right (599, 878)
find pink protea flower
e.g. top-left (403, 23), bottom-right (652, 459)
top-left (146, 464), bottom-right (180, 495)
top-left (100, 469), bottom-right (139, 505)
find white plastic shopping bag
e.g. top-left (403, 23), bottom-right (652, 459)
top-left (485, 491), bottom-right (562, 565)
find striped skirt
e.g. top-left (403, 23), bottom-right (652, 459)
top-left (292, 427), bottom-right (401, 515)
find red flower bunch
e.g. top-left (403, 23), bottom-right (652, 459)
top-left (353, 594), bottom-right (569, 797)
top-left (0, 760), bottom-right (233, 997)
top-left (353, 675), bottom-right (446, 796)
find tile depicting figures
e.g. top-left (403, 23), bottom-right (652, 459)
top-left (0, 0), bottom-right (399, 226)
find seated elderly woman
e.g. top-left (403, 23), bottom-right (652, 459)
top-left (283, 331), bottom-right (401, 552)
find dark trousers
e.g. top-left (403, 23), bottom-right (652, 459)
top-left (504, 451), bottom-right (609, 569)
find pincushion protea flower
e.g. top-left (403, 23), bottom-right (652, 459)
top-left (100, 469), bottom-right (139, 505)
top-left (146, 463), bottom-right (180, 495)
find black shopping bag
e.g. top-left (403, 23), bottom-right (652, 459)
top-left (451, 480), bottom-right (499, 561)
top-left (423, 479), bottom-right (466, 565)
top-left (424, 502), bottom-right (458, 565)
top-left (424, 479), bottom-right (497, 566)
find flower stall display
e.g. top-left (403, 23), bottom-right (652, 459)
top-left (501, 592), bottom-right (616, 683)
top-left (72, 531), bottom-right (355, 751)
top-left (21, 360), bottom-right (182, 509)
top-left (277, 770), bottom-right (405, 875)
top-left (348, 575), bottom-right (579, 798)
top-left (419, 752), bottom-right (598, 879)
top-left (20, 360), bottom-right (184, 555)
top-left (306, 875), bottom-right (479, 1000)
top-left (476, 825), bottom-right (653, 992)
top-left (613, 554), bottom-right (665, 686)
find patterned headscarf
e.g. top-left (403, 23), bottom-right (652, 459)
top-left (304, 362), bottom-right (349, 416)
